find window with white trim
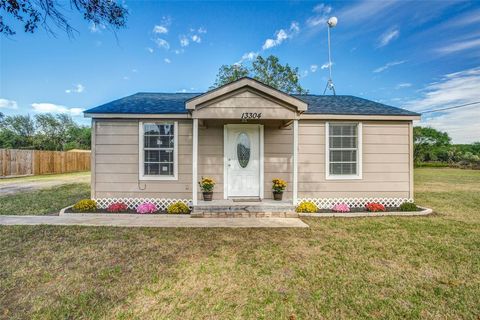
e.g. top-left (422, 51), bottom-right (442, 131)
top-left (326, 122), bottom-right (362, 179)
top-left (140, 122), bottom-right (177, 180)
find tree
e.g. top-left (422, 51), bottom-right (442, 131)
top-left (0, 113), bottom-right (90, 150)
top-left (0, 0), bottom-right (128, 37)
top-left (212, 64), bottom-right (249, 89)
top-left (0, 114), bottom-right (36, 148)
top-left (413, 126), bottom-right (451, 163)
top-left (212, 55), bottom-right (308, 94)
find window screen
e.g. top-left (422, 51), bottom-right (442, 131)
top-left (143, 123), bottom-right (175, 177)
top-left (329, 123), bottom-right (358, 175)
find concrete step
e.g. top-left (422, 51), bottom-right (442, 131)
top-left (192, 201), bottom-right (297, 218)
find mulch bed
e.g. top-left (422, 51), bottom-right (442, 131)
top-left (64, 208), bottom-right (190, 215)
top-left (316, 206), bottom-right (422, 213)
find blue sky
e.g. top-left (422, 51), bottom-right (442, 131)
top-left (1, 0), bottom-right (479, 143)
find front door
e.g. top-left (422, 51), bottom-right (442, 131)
top-left (225, 124), bottom-right (262, 198)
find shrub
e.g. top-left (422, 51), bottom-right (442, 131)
top-left (106, 202), bottom-right (128, 213)
top-left (167, 202), bottom-right (190, 214)
top-left (296, 201), bottom-right (318, 213)
top-left (272, 178), bottom-right (287, 193)
top-left (332, 203), bottom-right (350, 213)
top-left (399, 202), bottom-right (418, 212)
top-left (365, 202), bottom-right (386, 212)
top-left (72, 199), bottom-right (97, 212)
top-left (136, 202), bottom-right (158, 214)
top-left (199, 177), bottom-right (215, 192)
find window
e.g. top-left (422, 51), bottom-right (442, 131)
top-left (326, 122), bottom-right (362, 179)
top-left (139, 121), bottom-right (178, 180)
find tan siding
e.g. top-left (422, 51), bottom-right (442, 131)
top-left (197, 126), bottom-right (224, 200)
top-left (297, 120), bottom-right (412, 199)
top-left (264, 124), bottom-right (292, 199)
top-left (93, 120), bottom-right (193, 200)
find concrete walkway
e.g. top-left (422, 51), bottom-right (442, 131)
top-left (0, 214), bottom-right (309, 228)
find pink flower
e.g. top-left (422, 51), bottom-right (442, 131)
top-left (136, 202), bottom-right (158, 214)
top-left (332, 203), bottom-right (350, 213)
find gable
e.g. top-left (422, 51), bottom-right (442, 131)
top-left (187, 78), bottom-right (307, 120)
top-left (192, 88), bottom-right (300, 119)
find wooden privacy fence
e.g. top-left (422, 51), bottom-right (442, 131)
top-left (0, 149), bottom-right (91, 178)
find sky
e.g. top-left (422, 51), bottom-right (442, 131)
top-left (1, 0), bottom-right (480, 143)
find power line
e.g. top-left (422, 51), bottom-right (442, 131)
top-left (419, 101), bottom-right (480, 114)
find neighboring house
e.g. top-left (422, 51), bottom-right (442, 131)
top-left (84, 78), bottom-right (420, 210)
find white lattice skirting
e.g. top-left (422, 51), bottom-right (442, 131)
top-left (297, 198), bottom-right (413, 209)
top-left (94, 198), bottom-right (192, 210)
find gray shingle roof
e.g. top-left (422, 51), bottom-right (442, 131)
top-left (84, 92), bottom-right (419, 116)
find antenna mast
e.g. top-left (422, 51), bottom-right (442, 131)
top-left (324, 16), bottom-right (338, 95)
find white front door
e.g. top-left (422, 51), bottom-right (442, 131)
top-left (225, 124), bottom-right (262, 198)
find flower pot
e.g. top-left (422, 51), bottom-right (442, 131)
top-left (273, 192), bottom-right (283, 201)
top-left (202, 192), bottom-right (213, 201)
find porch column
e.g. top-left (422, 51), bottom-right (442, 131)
top-left (192, 118), bottom-right (198, 205)
top-left (293, 119), bottom-right (298, 205)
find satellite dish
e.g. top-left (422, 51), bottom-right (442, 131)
top-left (327, 17), bottom-right (338, 28)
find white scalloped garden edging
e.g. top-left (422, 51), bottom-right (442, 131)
top-left (298, 206), bottom-right (432, 218)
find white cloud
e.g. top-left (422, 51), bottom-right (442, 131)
top-left (0, 98), bottom-right (18, 109)
top-left (122, 76), bottom-right (129, 80)
top-left (65, 84), bottom-right (85, 94)
top-left (180, 35), bottom-right (189, 47)
top-left (237, 51), bottom-right (258, 64)
top-left (153, 25), bottom-right (168, 34)
top-left (310, 64), bottom-right (318, 72)
top-left (164, 58), bottom-right (171, 64)
top-left (373, 60), bottom-right (406, 73)
top-left (435, 37), bottom-right (480, 55)
top-left (154, 38), bottom-right (170, 50)
top-left (395, 82), bottom-right (412, 89)
top-left (174, 49), bottom-right (184, 55)
top-left (197, 27), bottom-right (207, 34)
top-left (307, 3), bottom-right (331, 27)
top-left (262, 22), bottom-right (299, 50)
top-left (146, 47), bottom-right (154, 53)
top-left (89, 22), bottom-right (105, 33)
top-left (31, 103), bottom-right (83, 116)
top-left (321, 62), bottom-right (332, 69)
top-left (191, 34), bottom-right (201, 43)
top-left (313, 3), bottom-right (332, 14)
top-left (406, 67), bottom-right (480, 143)
top-left (132, 69), bottom-right (138, 73)
top-left (377, 28), bottom-right (400, 47)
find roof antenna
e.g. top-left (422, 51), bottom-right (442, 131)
top-left (323, 16), bottom-right (338, 95)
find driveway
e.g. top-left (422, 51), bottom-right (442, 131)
top-left (0, 172), bottom-right (90, 196)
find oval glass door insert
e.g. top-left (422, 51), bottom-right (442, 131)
top-left (236, 132), bottom-right (251, 168)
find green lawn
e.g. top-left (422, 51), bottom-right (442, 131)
top-left (0, 183), bottom-right (90, 215)
top-left (0, 168), bottom-right (479, 319)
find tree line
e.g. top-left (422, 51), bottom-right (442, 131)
top-left (0, 112), bottom-right (91, 151)
top-left (414, 126), bottom-right (480, 169)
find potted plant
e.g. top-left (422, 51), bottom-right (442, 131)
top-left (272, 178), bottom-right (287, 201)
top-left (199, 177), bottom-right (215, 201)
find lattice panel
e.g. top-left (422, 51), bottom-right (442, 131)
top-left (94, 198), bottom-right (192, 210)
top-left (297, 198), bottom-right (413, 209)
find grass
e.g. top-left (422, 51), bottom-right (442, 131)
top-left (0, 183), bottom-right (90, 215)
top-left (0, 168), bottom-right (479, 319)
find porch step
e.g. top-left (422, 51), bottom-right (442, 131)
top-left (191, 201), bottom-right (297, 218)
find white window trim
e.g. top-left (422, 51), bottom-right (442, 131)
top-left (139, 121), bottom-right (178, 181)
top-left (325, 122), bottom-right (363, 180)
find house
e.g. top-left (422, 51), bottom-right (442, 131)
top-left (84, 77), bottom-right (420, 212)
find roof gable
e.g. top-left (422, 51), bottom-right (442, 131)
top-left (185, 77), bottom-right (308, 112)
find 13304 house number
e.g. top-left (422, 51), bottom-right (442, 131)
top-left (240, 112), bottom-right (262, 120)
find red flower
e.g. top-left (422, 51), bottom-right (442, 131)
top-left (107, 202), bottom-right (128, 213)
top-left (365, 202), bottom-right (386, 212)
